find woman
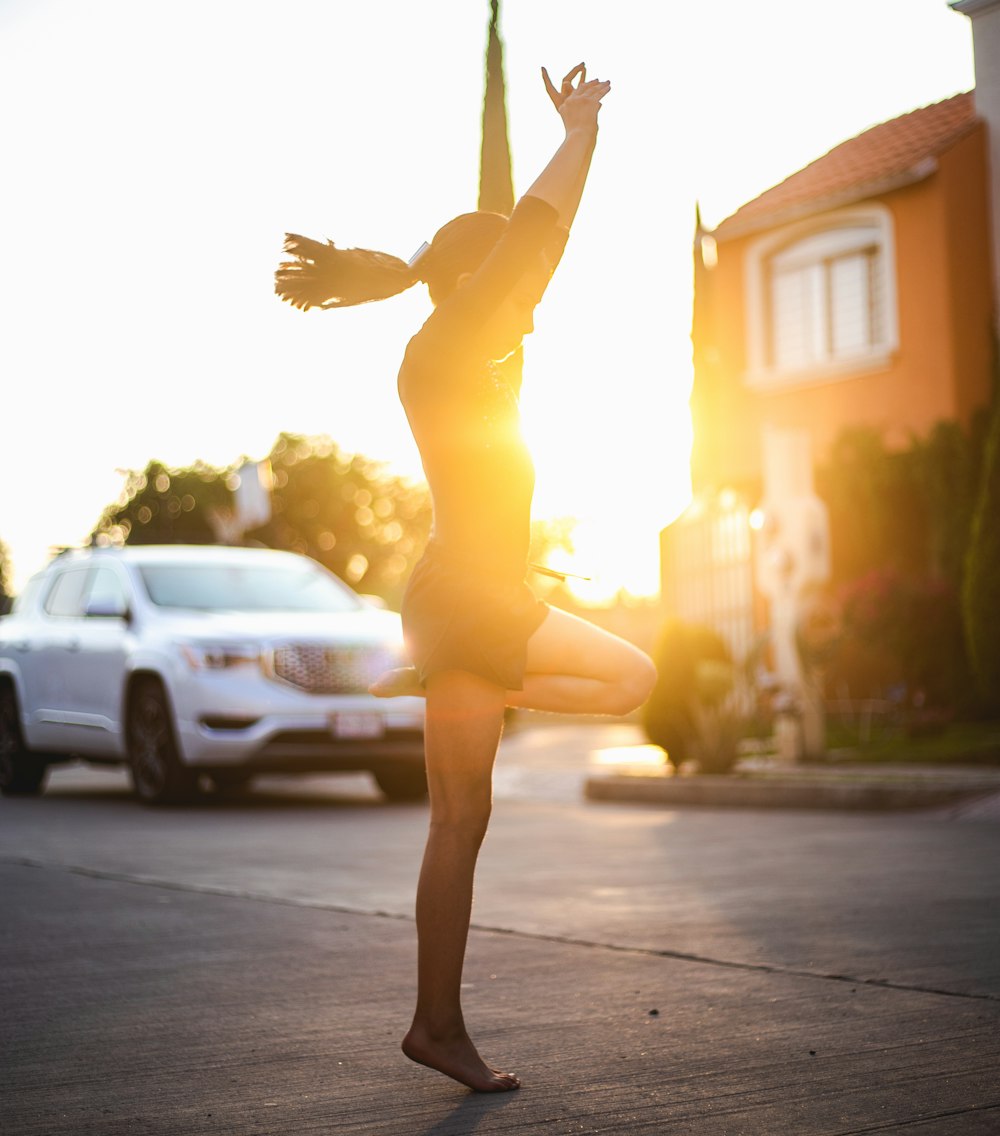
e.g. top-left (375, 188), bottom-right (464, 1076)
top-left (276, 64), bottom-right (656, 1093)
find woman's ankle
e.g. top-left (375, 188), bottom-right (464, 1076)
top-left (407, 1014), bottom-right (467, 1044)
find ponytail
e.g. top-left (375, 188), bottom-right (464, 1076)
top-left (275, 209), bottom-right (510, 312)
top-left (275, 234), bottom-right (420, 311)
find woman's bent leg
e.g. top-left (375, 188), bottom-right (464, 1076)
top-left (372, 607), bottom-right (656, 714)
top-left (402, 669), bottom-right (520, 1092)
top-left (510, 606), bottom-right (657, 715)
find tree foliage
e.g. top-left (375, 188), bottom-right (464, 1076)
top-left (0, 539), bottom-right (12, 614)
top-left (248, 433), bottom-right (431, 608)
top-left (816, 419), bottom-right (989, 711)
top-left (93, 461), bottom-right (230, 548)
top-left (92, 434), bottom-right (433, 608)
top-left (92, 432), bottom-right (591, 612)
top-left (817, 421), bottom-right (985, 594)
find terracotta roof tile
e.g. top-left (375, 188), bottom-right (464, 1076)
top-left (713, 92), bottom-right (978, 239)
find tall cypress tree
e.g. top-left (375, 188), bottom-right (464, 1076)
top-left (478, 0), bottom-right (514, 216)
top-left (477, 0), bottom-right (523, 391)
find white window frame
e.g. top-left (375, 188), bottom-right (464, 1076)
top-left (743, 205), bottom-right (898, 391)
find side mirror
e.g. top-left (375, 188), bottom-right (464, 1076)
top-left (85, 599), bottom-right (130, 621)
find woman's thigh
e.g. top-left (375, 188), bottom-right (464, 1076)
top-left (423, 670), bottom-right (507, 815)
top-left (524, 605), bottom-right (653, 683)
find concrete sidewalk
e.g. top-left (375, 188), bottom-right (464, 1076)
top-left (3, 855), bottom-right (999, 1135)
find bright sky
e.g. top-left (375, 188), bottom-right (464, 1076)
top-left (0, 0), bottom-right (974, 599)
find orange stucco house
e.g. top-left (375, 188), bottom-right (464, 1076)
top-left (689, 90), bottom-right (994, 496)
top-left (658, 2), bottom-right (999, 742)
top-left (661, 1), bottom-right (998, 667)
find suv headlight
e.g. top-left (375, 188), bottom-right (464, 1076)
top-left (178, 643), bottom-right (262, 671)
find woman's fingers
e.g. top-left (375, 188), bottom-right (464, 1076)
top-left (543, 62), bottom-right (587, 106)
top-left (565, 78), bottom-right (612, 103)
top-left (561, 62), bottom-right (586, 90)
top-left (542, 63), bottom-right (608, 110)
top-left (541, 66), bottom-right (560, 105)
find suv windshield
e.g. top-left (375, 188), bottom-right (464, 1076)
top-left (137, 561), bottom-right (362, 613)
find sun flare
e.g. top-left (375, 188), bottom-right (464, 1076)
top-left (523, 383), bottom-right (693, 602)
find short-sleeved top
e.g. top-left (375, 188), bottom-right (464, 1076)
top-left (398, 196), bottom-right (565, 582)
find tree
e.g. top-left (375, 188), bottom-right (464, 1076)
top-left (478, 0), bottom-right (514, 217)
top-left (248, 433), bottom-right (432, 608)
top-left (477, 0), bottom-right (524, 398)
top-left (92, 460), bottom-right (230, 548)
top-left (91, 434), bottom-right (434, 608)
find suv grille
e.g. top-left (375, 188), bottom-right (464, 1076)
top-left (271, 644), bottom-right (397, 694)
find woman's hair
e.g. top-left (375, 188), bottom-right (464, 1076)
top-left (275, 210), bottom-right (510, 311)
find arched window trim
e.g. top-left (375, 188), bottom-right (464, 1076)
top-left (743, 204), bottom-right (899, 391)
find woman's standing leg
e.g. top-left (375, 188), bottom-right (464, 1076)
top-left (401, 669), bottom-right (520, 1092)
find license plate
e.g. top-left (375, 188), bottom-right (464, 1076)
top-left (330, 713), bottom-right (384, 739)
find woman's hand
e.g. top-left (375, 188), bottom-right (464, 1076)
top-left (541, 63), bottom-right (611, 135)
top-left (525, 62), bottom-right (610, 229)
top-left (541, 63), bottom-right (587, 110)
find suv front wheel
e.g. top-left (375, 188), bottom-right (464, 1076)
top-left (0, 682), bottom-right (47, 797)
top-left (126, 677), bottom-right (196, 805)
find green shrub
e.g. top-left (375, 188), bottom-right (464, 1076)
top-left (834, 568), bottom-right (968, 711)
top-left (642, 620), bottom-right (748, 774)
top-left (962, 363), bottom-right (1000, 710)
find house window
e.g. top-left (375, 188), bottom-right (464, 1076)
top-left (745, 207), bottom-right (897, 388)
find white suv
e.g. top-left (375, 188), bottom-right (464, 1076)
top-left (0, 545), bottom-right (425, 803)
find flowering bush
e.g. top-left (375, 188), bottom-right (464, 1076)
top-left (834, 568), bottom-right (967, 712)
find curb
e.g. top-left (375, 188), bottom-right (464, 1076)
top-left (584, 773), bottom-right (1000, 811)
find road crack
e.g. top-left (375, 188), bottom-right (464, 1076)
top-left (5, 854), bottom-right (998, 1004)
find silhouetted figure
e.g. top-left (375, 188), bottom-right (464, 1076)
top-left (276, 64), bottom-right (655, 1093)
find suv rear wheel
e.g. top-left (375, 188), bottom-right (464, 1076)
top-left (0, 683), bottom-right (47, 797)
top-left (126, 678), bottom-right (196, 805)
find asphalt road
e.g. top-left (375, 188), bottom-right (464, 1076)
top-left (3, 719), bottom-right (999, 1134)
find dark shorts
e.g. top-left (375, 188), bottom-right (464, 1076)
top-left (401, 546), bottom-right (549, 690)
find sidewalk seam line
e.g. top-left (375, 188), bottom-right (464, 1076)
top-left (5, 854), bottom-right (998, 1005)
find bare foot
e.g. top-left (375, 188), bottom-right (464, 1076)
top-left (369, 666), bottom-right (424, 699)
top-left (402, 1025), bottom-right (520, 1093)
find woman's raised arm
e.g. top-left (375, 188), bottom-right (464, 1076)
top-left (525, 63), bottom-right (611, 231)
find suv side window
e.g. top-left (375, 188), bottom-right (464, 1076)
top-left (43, 566), bottom-right (90, 617)
top-left (85, 565), bottom-right (129, 616)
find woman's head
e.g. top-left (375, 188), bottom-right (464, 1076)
top-left (418, 211), bottom-right (509, 305)
top-left (420, 210), bottom-right (551, 360)
top-left (274, 210), bottom-right (511, 312)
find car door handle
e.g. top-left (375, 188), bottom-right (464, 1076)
top-left (12, 640), bottom-right (31, 652)
top-left (66, 639), bottom-right (82, 652)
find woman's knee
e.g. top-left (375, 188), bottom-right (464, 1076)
top-left (609, 650), bottom-right (657, 715)
top-left (428, 788), bottom-right (493, 843)
top-left (426, 760), bottom-right (495, 832)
